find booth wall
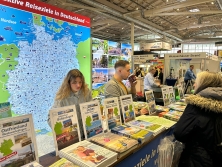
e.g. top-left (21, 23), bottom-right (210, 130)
top-left (0, 1), bottom-right (91, 131)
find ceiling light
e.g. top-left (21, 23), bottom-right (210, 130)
top-left (122, 27), bottom-right (124, 29)
top-left (189, 8), bottom-right (200, 12)
top-left (211, 2), bottom-right (214, 4)
top-left (93, 18), bottom-right (95, 20)
top-left (177, 8), bottom-right (180, 11)
top-left (166, 0), bottom-right (168, 2)
top-left (136, 7), bottom-right (139, 10)
top-left (107, 31), bottom-right (108, 32)
top-left (108, 23), bottom-right (110, 25)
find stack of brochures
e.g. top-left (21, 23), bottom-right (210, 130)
top-left (59, 140), bottom-right (117, 167)
top-left (111, 125), bottom-right (153, 144)
top-left (90, 132), bottom-right (138, 157)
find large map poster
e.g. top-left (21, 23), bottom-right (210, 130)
top-left (0, 0), bottom-right (91, 131)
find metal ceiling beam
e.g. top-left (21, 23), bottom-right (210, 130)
top-left (177, 20), bottom-right (222, 30)
top-left (124, 0), bottom-right (214, 17)
top-left (146, 10), bottom-right (222, 17)
top-left (92, 22), bottom-right (118, 32)
top-left (92, 19), bottom-right (118, 27)
top-left (57, 1), bottom-right (106, 12)
top-left (78, 0), bottom-right (182, 41)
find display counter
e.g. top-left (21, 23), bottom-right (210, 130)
top-left (39, 127), bottom-right (174, 167)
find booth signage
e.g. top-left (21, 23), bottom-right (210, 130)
top-left (1, 0), bottom-right (91, 27)
top-left (133, 55), bottom-right (154, 64)
top-left (140, 42), bottom-right (172, 51)
top-left (164, 52), bottom-right (207, 59)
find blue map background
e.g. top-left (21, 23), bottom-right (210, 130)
top-left (0, 4), bottom-right (90, 133)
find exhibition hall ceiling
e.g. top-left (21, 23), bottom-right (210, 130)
top-left (42, 0), bottom-right (222, 43)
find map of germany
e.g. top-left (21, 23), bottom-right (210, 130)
top-left (0, 5), bottom-right (91, 131)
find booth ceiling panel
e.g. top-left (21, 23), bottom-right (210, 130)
top-left (41, 0), bottom-right (222, 43)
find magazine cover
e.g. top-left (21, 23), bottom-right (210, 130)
top-left (103, 97), bottom-right (122, 131)
top-left (90, 132), bottom-right (138, 153)
top-left (119, 95), bottom-right (135, 123)
top-left (161, 87), bottom-right (170, 106)
top-left (144, 90), bottom-right (156, 115)
top-left (168, 86), bottom-right (175, 104)
top-left (177, 84), bottom-right (184, 99)
top-left (0, 114), bottom-right (38, 167)
top-left (111, 125), bottom-right (153, 144)
top-left (0, 102), bottom-right (12, 119)
top-left (59, 140), bottom-right (117, 167)
top-left (49, 158), bottom-right (79, 167)
top-left (49, 105), bottom-right (81, 156)
top-left (80, 101), bottom-right (103, 139)
top-left (21, 161), bottom-right (43, 167)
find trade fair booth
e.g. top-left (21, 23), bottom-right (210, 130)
top-left (163, 52), bottom-right (221, 86)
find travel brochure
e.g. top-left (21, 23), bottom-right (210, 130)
top-left (119, 95), bottom-right (135, 123)
top-left (49, 105), bottom-right (81, 156)
top-left (0, 102), bottom-right (12, 119)
top-left (59, 140), bottom-right (117, 167)
top-left (168, 86), bottom-right (175, 104)
top-left (0, 114), bottom-right (38, 167)
top-left (144, 90), bottom-right (156, 115)
top-left (49, 158), bottom-right (79, 167)
top-left (80, 101), bottom-right (103, 139)
top-left (177, 84), bottom-right (184, 99)
top-left (161, 87), bottom-right (170, 106)
top-left (103, 97), bottom-right (122, 131)
top-left (111, 125), bottom-right (153, 144)
top-left (90, 132), bottom-right (138, 154)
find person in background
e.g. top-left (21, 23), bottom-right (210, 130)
top-left (153, 66), bottom-right (159, 78)
top-left (104, 60), bottom-right (136, 98)
top-left (184, 65), bottom-right (196, 94)
top-left (144, 65), bottom-right (160, 101)
top-left (48, 69), bottom-right (92, 140)
top-left (174, 72), bottom-right (222, 167)
top-left (158, 68), bottom-right (163, 84)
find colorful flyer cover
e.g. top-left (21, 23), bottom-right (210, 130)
top-left (168, 86), bottom-right (175, 104)
top-left (80, 101), bottom-right (103, 139)
top-left (161, 87), bottom-right (170, 106)
top-left (0, 114), bottom-right (38, 167)
top-left (49, 158), bottom-right (79, 167)
top-left (145, 90), bottom-right (156, 115)
top-left (120, 95), bottom-right (135, 123)
top-left (177, 84), bottom-right (184, 99)
top-left (49, 105), bottom-right (81, 156)
top-left (59, 140), bottom-right (117, 167)
top-left (0, 102), bottom-right (12, 119)
top-left (103, 97), bottom-right (122, 131)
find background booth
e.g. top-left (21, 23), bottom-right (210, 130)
top-left (163, 52), bottom-right (221, 86)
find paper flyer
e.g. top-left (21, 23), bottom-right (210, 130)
top-left (145, 90), bottom-right (156, 115)
top-left (80, 101), bottom-right (103, 139)
top-left (0, 102), bottom-right (12, 119)
top-left (49, 105), bottom-right (81, 156)
top-left (161, 87), bottom-right (170, 106)
top-left (103, 97), bottom-right (122, 131)
top-left (168, 86), bottom-right (175, 104)
top-left (119, 95), bottom-right (135, 123)
top-left (0, 114), bottom-right (38, 167)
top-left (177, 84), bottom-right (184, 99)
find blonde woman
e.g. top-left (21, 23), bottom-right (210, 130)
top-left (48, 69), bottom-right (92, 139)
top-left (174, 71), bottom-right (222, 167)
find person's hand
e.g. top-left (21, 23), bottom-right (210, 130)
top-left (129, 80), bottom-right (137, 87)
